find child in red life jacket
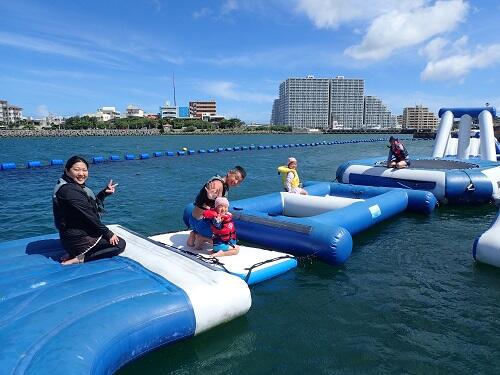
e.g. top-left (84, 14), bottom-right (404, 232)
top-left (202, 197), bottom-right (239, 257)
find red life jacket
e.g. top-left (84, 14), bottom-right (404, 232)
top-left (391, 140), bottom-right (408, 161)
top-left (203, 210), bottom-right (237, 243)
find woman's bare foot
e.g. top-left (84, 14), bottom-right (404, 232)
top-left (61, 256), bottom-right (82, 265)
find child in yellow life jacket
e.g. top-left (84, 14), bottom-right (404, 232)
top-left (277, 157), bottom-right (308, 195)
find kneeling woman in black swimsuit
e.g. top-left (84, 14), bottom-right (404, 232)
top-left (53, 155), bottom-right (126, 265)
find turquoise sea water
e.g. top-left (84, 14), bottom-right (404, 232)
top-left (1, 134), bottom-right (499, 374)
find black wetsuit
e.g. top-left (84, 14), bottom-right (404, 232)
top-left (193, 175), bottom-right (229, 209)
top-left (53, 174), bottom-right (125, 261)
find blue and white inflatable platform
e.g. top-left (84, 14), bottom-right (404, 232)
top-left (337, 107), bottom-right (500, 204)
top-left (472, 210), bottom-right (500, 268)
top-left (195, 182), bottom-right (436, 266)
top-left (0, 224), bottom-right (294, 374)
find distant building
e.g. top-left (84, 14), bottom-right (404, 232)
top-left (0, 100), bottom-right (23, 124)
top-left (363, 95), bottom-right (397, 129)
top-left (87, 107), bottom-right (120, 122)
top-left (160, 101), bottom-right (178, 119)
top-left (270, 76), bottom-right (368, 130)
top-left (201, 113), bottom-right (225, 122)
top-left (330, 76), bottom-right (365, 129)
top-left (189, 101), bottom-right (216, 118)
top-left (126, 105), bottom-right (144, 118)
top-left (402, 105), bottom-right (438, 131)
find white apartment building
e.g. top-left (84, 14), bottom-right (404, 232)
top-left (1, 100), bottom-right (23, 124)
top-left (271, 76), bottom-right (367, 130)
top-left (8, 105), bottom-right (23, 124)
top-left (126, 105), bottom-right (144, 118)
top-left (330, 76), bottom-right (364, 129)
top-left (273, 76), bottom-right (330, 129)
top-left (160, 101), bottom-right (178, 119)
top-left (402, 105), bottom-right (438, 131)
top-left (363, 96), bottom-right (397, 129)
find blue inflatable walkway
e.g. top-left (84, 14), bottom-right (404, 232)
top-left (0, 225), bottom-right (251, 374)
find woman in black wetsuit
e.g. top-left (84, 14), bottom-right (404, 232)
top-left (53, 155), bottom-right (126, 265)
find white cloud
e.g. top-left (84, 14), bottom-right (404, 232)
top-left (419, 37), bottom-right (449, 60)
top-left (199, 81), bottom-right (275, 103)
top-left (36, 105), bottom-right (49, 117)
top-left (221, 0), bottom-right (239, 14)
top-left (345, 0), bottom-right (469, 60)
top-left (295, 0), bottom-right (423, 29)
top-left (421, 44), bottom-right (500, 81)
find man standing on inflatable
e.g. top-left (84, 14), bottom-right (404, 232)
top-left (387, 136), bottom-right (410, 169)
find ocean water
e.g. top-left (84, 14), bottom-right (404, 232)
top-left (1, 134), bottom-right (499, 374)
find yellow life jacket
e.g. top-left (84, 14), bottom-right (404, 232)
top-left (278, 166), bottom-right (300, 189)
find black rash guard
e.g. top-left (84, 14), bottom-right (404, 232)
top-left (53, 174), bottom-right (114, 256)
top-left (194, 175), bottom-right (229, 209)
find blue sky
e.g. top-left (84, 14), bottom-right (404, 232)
top-left (1, 0), bottom-right (499, 123)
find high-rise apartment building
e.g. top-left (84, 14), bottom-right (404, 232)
top-left (189, 101), bottom-right (216, 118)
top-left (275, 76), bottom-right (331, 129)
top-left (363, 96), bottom-right (397, 129)
top-left (330, 76), bottom-right (365, 129)
top-left (402, 105), bottom-right (438, 131)
top-left (271, 76), bottom-right (371, 129)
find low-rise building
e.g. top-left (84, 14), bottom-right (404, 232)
top-left (160, 101), bottom-right (178, 119)
top-left (0, 100), bottom-right (23, 124)
top-left (126, 105), bottom-right (144, 118)
top-left (402, 105), bottom-right (438, 131)
top-left (189, 100), bottom-right (216, 118)
top-left (89, 107), bottom-right (120, 122)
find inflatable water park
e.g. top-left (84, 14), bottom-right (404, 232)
top-left (1, 107), bottom-right (499, 373)
top-left (336, 107), bottom-right (500, 204)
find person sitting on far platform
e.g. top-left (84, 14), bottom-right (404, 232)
top-left (202, 197), bottom-right (239, 257)
top-left (278, 157), bottom-right (308, 195)
top-left (186, 166), bottom-right (246, 248)
top-left (387, 136), bottom-right (410, 169)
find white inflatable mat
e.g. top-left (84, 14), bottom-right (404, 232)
top-left (149, 231), bottom-right (297, 285)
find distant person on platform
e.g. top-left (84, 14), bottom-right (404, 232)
top-left (187, 166), bottom-right (247, 249)
top-left (387, 136), bottom-right (410, 169)
top-left (53, 155), bottom-right (126, 265)
top-left (278, 157), bottom-right (308, 195)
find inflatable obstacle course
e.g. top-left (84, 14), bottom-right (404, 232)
top-left (0, 225), bottom-right (251, 374)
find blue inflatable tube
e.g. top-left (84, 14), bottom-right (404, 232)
top-left (183, 182), bottom-right (427, 266)
top-left (303, 181), bottom-right (437, 214)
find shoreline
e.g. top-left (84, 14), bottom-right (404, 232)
top-left (0, 128), bottom-right (406, 138)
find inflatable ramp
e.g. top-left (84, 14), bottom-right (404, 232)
top-left (150, 231), bottom-right (297, 285)
top-left (473, 210), bottom-right (500, 267)
top-left (0, 225), bottom-right (251, 375)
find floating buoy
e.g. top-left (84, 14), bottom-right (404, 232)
top-left (125, 154), bottom-right (135, 160)
top-left (110, 155), bottom-right (120, 161)
top-left (92, 156), bottom-right (105, 164)
top-left (50, 159), bottom-right (64, 166)
top-left (1, 162), bottom-right (16, 170)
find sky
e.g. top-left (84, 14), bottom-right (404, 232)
top-left (1, 0), bottom-right (500, 123)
